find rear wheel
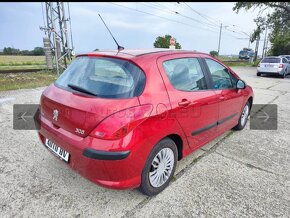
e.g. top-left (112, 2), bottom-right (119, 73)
top-left (257, 72), bottom-right (261, 76)
top-left (139, 138), bottom-right (178, 196)
top-left (280, 72), bottom-right (286, 78)
top-left (233, 101), bottom-right (250, 130)
top-left (282, 69), bottom-right (287, 78)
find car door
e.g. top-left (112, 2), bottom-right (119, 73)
top-left (157, 54), bottom-right (220, 150)
top-left (202, 57), bottom-right (244, 134)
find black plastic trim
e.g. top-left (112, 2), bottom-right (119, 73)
top-left (191, 113), bottom-right (238, 136)
top-left (191, 122), bottom-right (217, 136)
top-left (217, 113), bottom-right (238, 125)
top-left (83, 148), bottom-right (130, 160)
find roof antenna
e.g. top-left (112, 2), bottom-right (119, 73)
top-left (98, 14), bottom-right (124, 52)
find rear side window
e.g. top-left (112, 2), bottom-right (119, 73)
top-left (162, 58), bottom-right (207, 91)
top-left (261, 58), bottom-right (280, 63)
top-left (282, 58), bottom-right (288, 63)
top-left (55, 56), bottom-right (145, 98)
top-left (205, 58), bottom-right (234, 89)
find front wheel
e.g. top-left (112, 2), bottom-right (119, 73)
top-left (139, 138), bottom-right (178, 196)
top-left (233, 101), bottom-right (250, 130)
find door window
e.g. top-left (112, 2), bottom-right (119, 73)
top-left (205, 58), bottom-right (235, 89)
top-left (162, 58), bottom-right (208, 91)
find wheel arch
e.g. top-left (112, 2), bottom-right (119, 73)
top-left (165, 134), bottom-right (183, 160)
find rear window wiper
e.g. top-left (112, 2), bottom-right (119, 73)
top-left (67, 83), bottom-right (97, 96)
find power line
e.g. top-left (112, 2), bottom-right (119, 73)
top-left (140, 2), bottom-right (220, 31)
top-left (180, 2), bottom-right (253, 38)
top-left (182, 2), bottom-right (221, 28)
top-left (110, 3), bottom-right (220, 34)
top-left (110, 3), bottom-right (247, 42)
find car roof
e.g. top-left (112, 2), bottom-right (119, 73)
top-left (77, 48), bottom-right (207, 59)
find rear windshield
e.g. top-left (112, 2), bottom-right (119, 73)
top-left (261, 58), bottom-right (280, 63)
top-left (55, 56), bottom-right (145, 98)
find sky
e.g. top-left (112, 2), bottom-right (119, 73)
top-left (0, 2), bottom-right (269, 56)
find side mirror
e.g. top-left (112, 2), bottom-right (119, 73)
top-left (236, 80), bottom-right (246, 89)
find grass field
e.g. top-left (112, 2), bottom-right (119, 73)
top-left (0, 55), bottom-right (46, 66)
top-left (0, 70), bottom-right (58, 91)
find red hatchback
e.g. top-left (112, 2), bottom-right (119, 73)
top-left (38, 49), bottom-right (254, 196)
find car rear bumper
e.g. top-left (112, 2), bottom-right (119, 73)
top-left (38, 115), bottom-right (151, 190)
top-left (257, 68), bottom-right (283, 74)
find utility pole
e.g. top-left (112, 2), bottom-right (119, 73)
top-left (262, 24), bottom-right (268, 58)
top-left (40, 2), bottom-right (74, 75)
top-left (265, 37), bottom-right (269, 57)
top-left (248, 34), bottom-right (251, 49)
top-left (254, 35), bottom-right (260, 62)
top-left (217, 23), bottom-right (222, 56)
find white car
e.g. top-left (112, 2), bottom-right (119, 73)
top-left (257, 56), bottom-right (290, 78)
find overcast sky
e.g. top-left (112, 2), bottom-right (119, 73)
top-left (0, 2), bottom-right (268, 55)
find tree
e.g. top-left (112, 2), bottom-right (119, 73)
top-left (233, 2), bottom-right (290, 55)
top-left (153, 34), bottom-right (182, 49)
top-left (3, 47), bottom-right (20, 55)
top-left (209, 50), bottom-right (218, 57)
top-left (31, 47), bottom-right (45, 56)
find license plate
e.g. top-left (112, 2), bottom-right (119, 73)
top-left (45, 138), bottom-right (70, 162)
top-left (265, 64), bottom-right (274, 67)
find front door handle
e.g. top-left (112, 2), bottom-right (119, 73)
top-left (178, 99), bottom-right (191, 107)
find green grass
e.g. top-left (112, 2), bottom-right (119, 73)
top-left (0, 65), bottom-right (47, 70)
top-left (0, 70), bottom-right (58, 91)
top-left (0, 55), bottom-right (45, 66)
top-left (226, 60), bottom-right (260, 67)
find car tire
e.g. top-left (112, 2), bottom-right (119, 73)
top-left (139, 138), bottom-right (178, 196)
top-left (257, 72), bottom-right (261, 76)
top-left (280, 72), bottom-right (286, 79)
top-left (233, 101), bottom-right (250, 131)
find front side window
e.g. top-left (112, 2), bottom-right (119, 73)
top-left (162, 58), bottom-right (207, 91)
top-left (55, 56), bottom-right (145, 98)
top-left (205, 58), bottom-right (234, 90)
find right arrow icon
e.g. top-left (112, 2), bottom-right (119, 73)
top-left (257, 111), bottom-right (269, 122)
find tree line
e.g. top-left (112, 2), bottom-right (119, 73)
top-left (0, 47), bottom-right (45, 56)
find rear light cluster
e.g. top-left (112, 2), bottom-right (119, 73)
top-left (279, 64), bottom-right (284, 68)
top-left (257, 64), bottom-right (260, 67)
top-left (90, 105), bottom-right (153, 140)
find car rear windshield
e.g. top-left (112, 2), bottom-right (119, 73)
top-left (55, 56), bottom-right (145, 99)
top-left (261, 58), bottom-right (280, 63)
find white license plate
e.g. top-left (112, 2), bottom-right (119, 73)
top-left (265, 64), bottom-right (274, 67)
top-left (45, 138), bottom-right (70, 162)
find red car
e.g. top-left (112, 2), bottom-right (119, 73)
top-left (38, 49), bottom-right (254, 196)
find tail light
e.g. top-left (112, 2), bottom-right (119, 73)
top-left (90, 104), bottom-right (153, 140)
top-left (257, 64), bottom-right (260, 67)
top-left (279, 64), bottom-right (284, 68)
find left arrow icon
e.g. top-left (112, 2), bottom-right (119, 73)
top-left (19, 112), bottom-right (34, 122)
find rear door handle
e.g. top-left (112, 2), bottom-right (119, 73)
top-left (178, 99), bottom-right (191, 107)
top-left (219, 96), bottom-right (225, 100)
